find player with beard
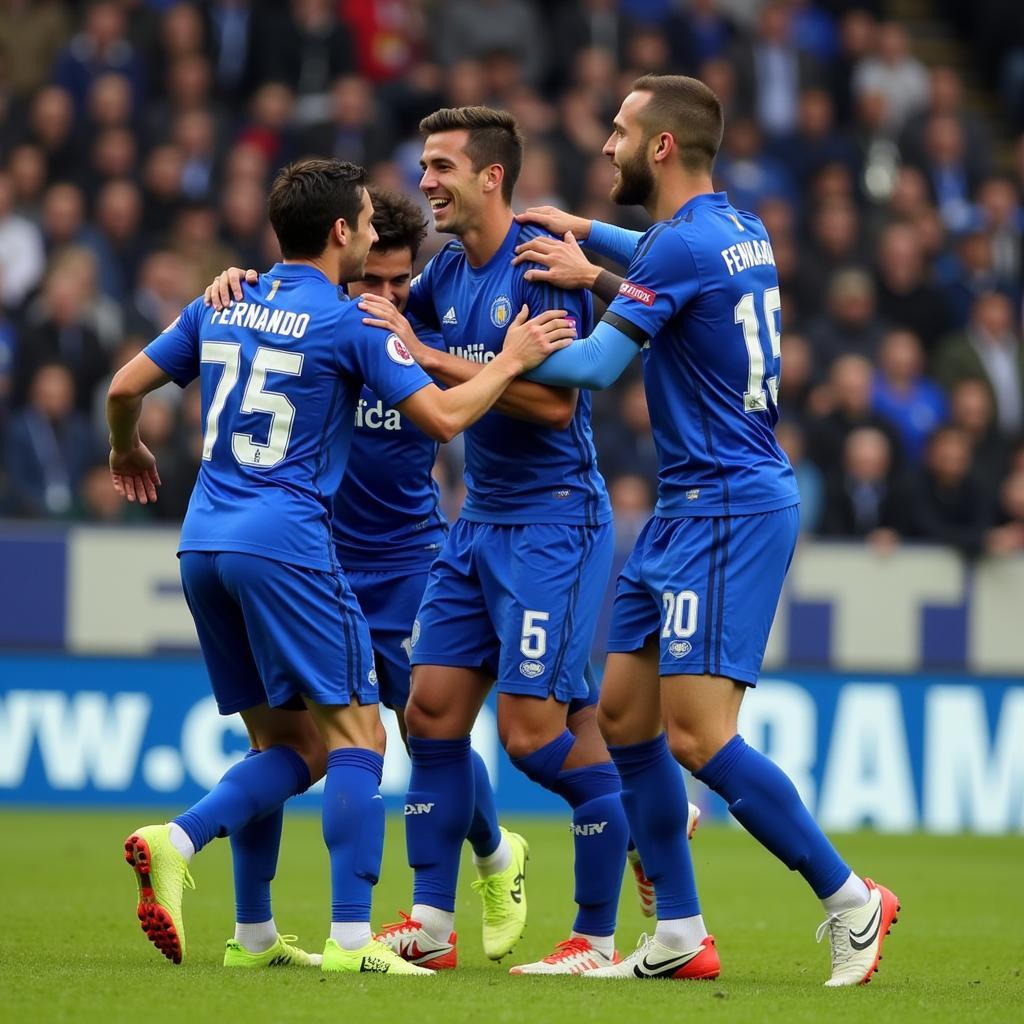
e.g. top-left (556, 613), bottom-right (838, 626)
top-left (513, 75), bottom-right (901, 987)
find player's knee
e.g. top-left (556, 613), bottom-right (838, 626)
top-left (596, 701), bottom-right (630, 747)
top-left (665, 725), bottom-right (713, 773)
top-left (501, 727), bottom-right (543, 763)
top-left (403, 693), bottom-right (442, 738)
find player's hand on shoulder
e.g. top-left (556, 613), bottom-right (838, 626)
top-left (203, 267), bottom-right (258, 311)
top-left (515, 205), bottom-right (592, 242)
top-left (513, 231), bottom-right (598, 290)
top-left (109, 442), bottom-right (161, 505)
top-left (358, 293), bottom-right (421, 357)
top-left (501, 305), bottom-right (577, 373)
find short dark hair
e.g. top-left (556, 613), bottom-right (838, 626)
top-left (267, 158), bottom-right (367, 259)
top-left (419, 106), bottom-right (525, 203)
top-left (368, 187), bottom-right (428, 259)
top-left (631, 74), bottom-right (724, 173)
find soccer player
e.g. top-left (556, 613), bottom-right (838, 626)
top-left (107, 158), bottom-right (573, 974)
top-left (204, 187), bottom-right (521, 964)
top-left (513, 75), bottom-right (901, 986)
top-left (357, 106), bottom-right (634, 975)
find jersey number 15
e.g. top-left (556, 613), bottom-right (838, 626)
top-left (735, 286), bottom-right (781, 414)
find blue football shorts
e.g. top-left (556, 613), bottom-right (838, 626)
top-left (607, 506), bottom-right (799, 684)
top-left (410, 519), bottom-right (615, 703)
top-left (179, 551), bottom-right (378, 715)
top-left (345, 566), bottom-right (430, 712)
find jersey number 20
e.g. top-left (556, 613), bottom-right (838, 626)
top-left (735, 287), bottom-right (781, 414)
top-left (200, 342), bottom-right (304, 467)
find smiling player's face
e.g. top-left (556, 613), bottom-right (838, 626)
top-left (603, 91), bottom-right (656, 207)
top-left (419, 130), bottom-right (486, 236)
top-left (347, 246), bottom-right (414, 313)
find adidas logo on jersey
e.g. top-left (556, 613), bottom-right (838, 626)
top-left (442, 306), bottom-right (458, 325)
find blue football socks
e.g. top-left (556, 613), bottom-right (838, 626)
top-left (323, 747), bottom-right (385, 923)
top-left (466, 748), bottom-right (501, 858)
top-left (608, 734), bottom-right (701, 920)
top-left (406, 736), bottom-right (474, 913)
top-left (695, 734), bottom-right (851, 899)
top-left (174, 744), bottom-right (310, 854)
top-left (514, 732), bottom-right (628, 937)
top-left (229, 748), bottom-right (284, 924)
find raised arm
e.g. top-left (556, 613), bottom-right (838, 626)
top-left (360, 295), bottom-right (579, 431)
top-left (516, 206), bottom-right (642, 266)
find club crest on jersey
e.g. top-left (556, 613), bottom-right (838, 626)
top-left (618, 280), bottom-right (656, 306)
top-left (386, 332), bottom-right (415, 365)
top-left (669, 640), bottom-right (692, 658)
top-left (368, 668), bottom-right (378, 687)
top-left (490, 294), bottom-right (513, 327)
top-left (519, 660), bottom-right (545, 678)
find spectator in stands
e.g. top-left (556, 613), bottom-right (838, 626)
top-left (0, 0), bottom-right (72, 100)
top-left (90, 180), bottom-right (146, 304)
top-left (733, 1), bottom-right (821, 141)
top-left (778, 330), bottom-right (818, 425)
top-left (40, 182), bottom-right (91, 254)
top-left (715, 116), bottom-right (796, 210)
top-left (935, 292), bottom-right (1024, 438)
top-left (52, 0), bottom-right (144, 115)
top-left (852, 21), bottom-right (928, 134)
top-left (872, 328), bottom-right (948, 463)
top-left (975, 176), bottom-right (1023, 298)
top-left (985, 470), bottom-right (1024, 556)
top-left (793, 197), bottom-right (864, 318)
top-left (775, 419), bottom-right (823, 532)
top-left (219, 179), bottom-right (266, 270)
top-left (436, 0), bottom-right (545, 86)
top-left (26, 86), bottom-right (79, 185)
top-left (141, 144), bottom-right (186, 238)
top-left (915, 113), bottom-right (979, 233)
top-left (594, 378), bottom-right (659, 485)
top-left (911, 426), bottom-right (991, 557)
top-left (774, 86), bottom-right (859, 189)
top-left (948, 378), bottom-right (1011, 500)
top-left (0, 170), bottom-right (45, 310)
top-left (938, 224), bottom-right (1009, 328)
top-left (873, 222), bottom-right (952, 354)
top-left (11, 263), bottom-right (109, 414)
top-left (608, 473), bottom-right (654, 551)
top-left (7, 144), bottom-right (47, 221)
top-left (807, 268), bottom-right (888, 367)
top-left (4, 362), bottom-right (95, 517)
top-left (298, 75), bottom-right (395, 169)
top-left (126, 250), bottom-right (190, 338)
top-left (820, 425), bottom-right (910, 548)
top-left (87, 127), bottom-right (138, 200)
top-left (808, 353), bottom-right (903, 471)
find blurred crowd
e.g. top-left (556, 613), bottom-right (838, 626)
top-left (0, 0), bottom-right (1022, 560)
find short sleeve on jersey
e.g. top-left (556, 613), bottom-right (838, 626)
top-left (602, 226), bottom-right (701, 342)
top-left (338, 314), bottom-right (432, 409)
top-left (143, 297), bottom-right (204, 387)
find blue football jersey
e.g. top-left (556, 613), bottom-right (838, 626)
top-left (603, 192), bottom-right (799, 517)
top-left (332, 326), bottom-right (448, 571)
top-left (405, 221), bottom-right (611, 527)
top-left (144, 263), bottom-right (432, 571)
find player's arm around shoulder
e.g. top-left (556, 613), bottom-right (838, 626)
top-left (359, 291), bottom-right (579, 432)
top-left (393, 305), bottom-right (576, 442)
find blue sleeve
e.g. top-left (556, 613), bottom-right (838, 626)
top-left (337, 313), bottom-right (432, 408)
top-left (405, 258), bottom-right (439, 331)
top-left (602, 226), bottom-right (701, 342)
top-left (517, 253), bottom-right (592, 337)
top-left (143, 297), bottom-right (204, 387)
top-left (584, 220), bottom-right (644, 266)
top-left (524, 319), bottom-right (641, 390)
top-left (414, 324), bottom-right (447, 354)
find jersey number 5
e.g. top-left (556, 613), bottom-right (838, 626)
top-left (201, 342), bottom-right (304, 468)
top-left (735, 287), bottom-right (781, 414)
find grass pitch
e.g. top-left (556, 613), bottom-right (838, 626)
top-left (2, 810), bottom-right (1021, 1023)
